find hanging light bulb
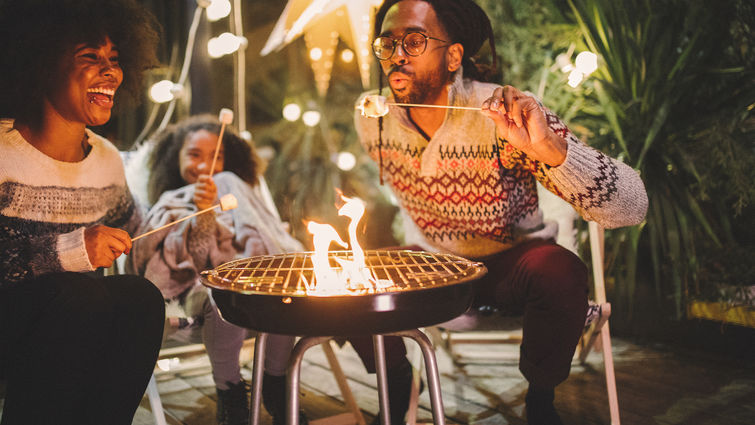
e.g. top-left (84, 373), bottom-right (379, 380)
top-left (208, 33), bottom-right (247, 58)
top-left (282, 103), bottom-right (302, 122)
top-left (340, 49), bottom-right (354, 63)
top-left (555, 53), bottom-right (574, 73)
top-left (309, 47), bottom-right (323, 61)
top-left (149, 80), bottom-right (184, 103)
top-left (301, 110), bottom-right (321, 127)
top-left (206, 0), bottom-right (231, 22)
top-left (335, 152), bottom-right (356, 171)
top-left (567, 69), bottom-right (584, 88)
top-left (575, 51), bottom-right (598, 75)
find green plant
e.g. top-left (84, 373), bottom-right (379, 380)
top-left (566, 0), bottom-right (755, 318)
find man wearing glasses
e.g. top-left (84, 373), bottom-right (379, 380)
top-left (352, 1), bottom-right (648, 424)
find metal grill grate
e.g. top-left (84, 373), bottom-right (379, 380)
top-left (201, 250), bottom-right (485, 296)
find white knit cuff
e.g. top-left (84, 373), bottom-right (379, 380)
top-left (58, 227), bottom-right (94, 272)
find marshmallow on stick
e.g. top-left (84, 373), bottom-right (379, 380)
top-left (132, 194), bottom-right (238, 242)
top-left (209, 108), bottom-right (234, 174)
top-left (356, 94), bottom-right (482, 118)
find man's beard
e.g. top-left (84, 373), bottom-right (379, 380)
top-left (390, 67), bottom-right (449, 105)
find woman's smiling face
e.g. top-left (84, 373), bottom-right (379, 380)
top-left (46, 36), bottom-right (123, 127)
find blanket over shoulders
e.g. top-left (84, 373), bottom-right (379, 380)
top-left (129, 172), bottom-right (303, 298)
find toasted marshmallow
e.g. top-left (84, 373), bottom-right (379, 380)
top-left (219, 193), bottom-right (238, 211)
top-left (218, 108), bottom-right (234, 125)
top-left (356, 95), bottom-right (389, 118)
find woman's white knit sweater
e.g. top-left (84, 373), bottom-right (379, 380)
top-left (0, 119), bottom-right (142, 286)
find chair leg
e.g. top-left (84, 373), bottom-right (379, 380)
top-left (321, 340), bottom-right (366, 425)
top-left (600, 322), bottom-right (620, 425)
top-left (146, 373), bottom-right (168, 425)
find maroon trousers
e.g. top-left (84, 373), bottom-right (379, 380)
top-left (350, 238), bottom-right (588, 389)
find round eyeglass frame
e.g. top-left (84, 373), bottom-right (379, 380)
top-left (372, 32), bottom-right (449, 60)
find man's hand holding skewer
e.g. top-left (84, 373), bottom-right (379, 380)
top-left (482, 85), bottom-right (567, 167)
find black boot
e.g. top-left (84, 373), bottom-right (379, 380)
top-left (525, 385), bottom-right (564, 425)
top-left (372, 357), bottom-right (420, 425)
top-left (262, 373), bottom-right (308, 425)
top-left (216, 380), bottom-right (250, 425)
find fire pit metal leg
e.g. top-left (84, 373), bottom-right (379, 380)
top-left (390, 329), bottom-right (446, 425)
top-left (249, 332), bottom-right (268, 425)
top-left (373, 334), bottom-right (391, 425)
top-left (286, 335), bottom-right (332, 425)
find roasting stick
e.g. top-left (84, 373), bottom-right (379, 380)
top-left (388, 102), bottom-right (481, 111)
top-left (356, 94), bottom-right (482, 119)
top-left (131, 194), bottom-right (238, 242)
top-left (209, 108), bottom-right (234, 175)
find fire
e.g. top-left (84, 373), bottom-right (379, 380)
top-left (304, 193), bottom-right (391, 296)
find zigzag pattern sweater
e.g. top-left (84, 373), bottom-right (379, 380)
top-left (355, 73), bottom-right (648, 259)
top-left (0, 119), bottom-right (142, 287)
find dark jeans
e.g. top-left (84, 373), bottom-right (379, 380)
top-left (0, 272), bottom-right (165, 425)
top-left (350, 238), bottom-right (588, 389)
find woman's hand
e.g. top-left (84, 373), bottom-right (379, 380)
top-left (84, 224), bottom-right (132, 269)
top-left (482, 85), bottom-right (567, 166)
top-left (194, 174), bottom-right (218, 211)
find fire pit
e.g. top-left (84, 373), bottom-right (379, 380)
top-left (200, 194), bottom-right (487, 425)
top-left (201, 249), bottom-right (486, 425)
top-left (202, 249), bottom-right (486, 336)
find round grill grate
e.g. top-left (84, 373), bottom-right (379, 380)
top-left (201, 250), bottom-right (485, 296)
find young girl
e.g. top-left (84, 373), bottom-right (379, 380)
top-left (130, 114), bottom-right (305, 425)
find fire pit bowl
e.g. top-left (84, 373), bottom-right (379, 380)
top-left (201, 250), bottom-right (487, 336)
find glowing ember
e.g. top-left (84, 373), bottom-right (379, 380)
top-left (304, 194), bottom-right (391, 296)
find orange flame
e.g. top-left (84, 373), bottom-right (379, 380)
top-left (304, 193), bottom-right (390, 296)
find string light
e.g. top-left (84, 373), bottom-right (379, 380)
top-left (208, 32), bottom-right (247, 58)
top-left (206, 0), bottom-right (231, 21)
top-left (282, 103), bottom-right (302, 121)
top-left (149, 80), bottom-right (184, 103)
top-left (309, 47), bottom-right (323, 61)
top-left (302, 110), bottom-right (321, 127)
top-left (567, 69), bottom-right (584, 88)
top-left (340, 49), bottom-right (354, 63)
top-left (575, 51), bottom-right (598, 75)
top-left (559, 50), bottom-right (599, 87)
top-left (335, 152), bottom-right (356, 171)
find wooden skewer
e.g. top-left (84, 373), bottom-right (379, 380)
top-left (132, 194), bottom-right (238, 242)
top-left (209, 108), bottom-right (234, 176)
top-left (132, 205), bottom-right (218, 242)
top-left (387, 102), bottom-right (482, 111)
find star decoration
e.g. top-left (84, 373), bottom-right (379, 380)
top-left (261, 0), bottom-right (383, 97)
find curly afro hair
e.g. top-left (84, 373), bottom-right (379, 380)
top-left (0, 0), bottom-right (161, 129)
top-left (146, 114), bottom-right (264, 206)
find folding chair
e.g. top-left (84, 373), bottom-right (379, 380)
top-left (410, 221), bottom-right (621, 425)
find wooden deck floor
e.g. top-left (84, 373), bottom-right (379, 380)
top-left (125, 326), bottom-right (755, 425)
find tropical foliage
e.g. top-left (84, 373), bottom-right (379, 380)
top-left (565, 0), bottom-right (755, 318)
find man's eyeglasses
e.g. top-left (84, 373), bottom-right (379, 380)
top-left (372, 32), bottom-right (449, 61)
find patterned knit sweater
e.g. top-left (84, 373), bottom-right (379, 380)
top-left (355, 73), bottom-right (648, 259)
top-left (0, 118), bottom-right (142, 287)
